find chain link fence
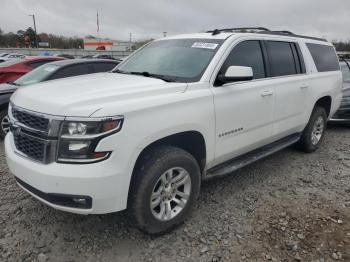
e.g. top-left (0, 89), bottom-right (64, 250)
top-left (0, 48), bottom-right (132, 59)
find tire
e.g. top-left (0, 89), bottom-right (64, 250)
top-left (0, 109), bottom-right (10, 139)
top-left (129, 146), bottom-right (201, 235)
top-left (296, 106), bottom-right (327, 153)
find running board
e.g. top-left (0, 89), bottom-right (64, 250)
top-left (206, 134), bottom-right (301, 178)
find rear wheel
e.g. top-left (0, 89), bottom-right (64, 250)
top-left (297, 106), bottom-right (327, 153)
top-left (129, 146), bottom-right (201, 235)
top-left (0, 109), bottom-right (10, 139)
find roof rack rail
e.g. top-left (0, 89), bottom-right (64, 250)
top-left (270, 30), bottom-right (295, 35)
top-left (207, 27), bottom-right (270, 35)
top-left (205, 27), bottom-right (327, 42)
top-left (257, 31), bottom-right (327, 42)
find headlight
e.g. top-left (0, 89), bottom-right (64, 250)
top-left (57, 116), bottom-right (123, 163)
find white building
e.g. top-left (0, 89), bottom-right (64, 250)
top-left (84, 38), bottom-right (131, 51)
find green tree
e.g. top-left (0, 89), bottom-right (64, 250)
top-left (25, 27), bottom-right (37, 47)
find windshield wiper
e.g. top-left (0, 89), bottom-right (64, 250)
top-left (114, 69), bottom-right (176, 82)
top-left (113, 69), bottom-right (128, 74)
top-left (129, 71), bottom-right (176, 82)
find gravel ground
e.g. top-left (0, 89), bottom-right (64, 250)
top-left (0, 125), bottom-right (349, 262)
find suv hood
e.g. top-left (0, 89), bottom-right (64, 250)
top-left (11, 73), bottom-right (187, 117)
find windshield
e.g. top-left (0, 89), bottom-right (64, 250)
top-left (115, 39), bottom-right (224, 82)
top-left (15, 64), bottom-right (60, 86)
top-left (341, 62), bottom-right (350, 83)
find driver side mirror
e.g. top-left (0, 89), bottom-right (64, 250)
top-left (217, 66), bottom-right (254, 85)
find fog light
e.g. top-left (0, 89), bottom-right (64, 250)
top-left (68, 141), bottom-right (90, 152)
top-left (72, 198), bottom-right (87, 205)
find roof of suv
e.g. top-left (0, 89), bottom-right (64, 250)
top-left (164, 28), bottom-right (328, 43)
top-left (165, 33), bottom-right (233, 40)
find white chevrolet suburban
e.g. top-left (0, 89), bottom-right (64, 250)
top-left (5, 28), bottom-right (342, 234)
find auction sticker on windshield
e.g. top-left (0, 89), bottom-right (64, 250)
top-left (191, 42), bottom-right (218, 50)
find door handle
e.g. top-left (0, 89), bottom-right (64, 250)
top-left (261, 90), bottom-right (273, 97)
top-left (300, 83), bottom-right (309, 89)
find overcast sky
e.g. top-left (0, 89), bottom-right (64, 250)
top-left (1, 0), bottom-right (350, 41)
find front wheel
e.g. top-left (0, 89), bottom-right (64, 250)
top-left (129, 146), bottom-right (201, 235)
top-left (297, 106), bottom-right (327, 153)
top-left (0, 109), bottom-right (10, 139)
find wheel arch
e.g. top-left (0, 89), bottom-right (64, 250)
top-left (0, 102), bottom-right (9, 112)
top-left (314, 95), bottom-right (332, 117)
top-left (127, 130), bottom-right (207, 207)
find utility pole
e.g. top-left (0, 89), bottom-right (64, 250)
top-left (28, 14), bottom-right (38, 48)
top-left (129, 32), bottom-right (132, 51)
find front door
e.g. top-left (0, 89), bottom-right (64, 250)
top-left (212, 40), bottom-right (275, 165)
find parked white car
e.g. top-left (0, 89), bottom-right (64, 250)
top-left (0, 53), bottom-right (26, 62)
top-left (5, 28), bottom-right (342, 234)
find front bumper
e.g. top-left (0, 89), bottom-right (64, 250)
top-left (5, 132), bottom-right (129, 214)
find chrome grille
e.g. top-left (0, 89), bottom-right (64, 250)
top-left (12, 107), bottom-right (49, 131)
top-left (9, 104), bottom-right (63, 164)
top-left (13, 133), bottom-right (46, 162)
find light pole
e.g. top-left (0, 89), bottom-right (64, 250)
top-left (28, 14), bottom-right (38, 48)
top-left (129, 32), bottom-right (132, 51)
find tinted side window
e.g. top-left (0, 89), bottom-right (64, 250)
top-left (27, 60), bottom-right (54, 69)
top-left (290, 43), bottom-right (306, 74)
top-left (266, 41), bottom-right (297, 77)
top-left (92, 62), bottom-right (118, 73)
top-left (306, 43), bottom-right (340, 72)
top-left (49, 64), bottom-right (90, 80)
top-left (220, 40), bottom-right (266, 80)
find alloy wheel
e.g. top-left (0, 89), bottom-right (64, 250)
top-left (311, 116), bottom-right (324, 145)
top-left (1, 115), bottom-right (10, 135)
top-left (150, 167), bottom-right (191, 221)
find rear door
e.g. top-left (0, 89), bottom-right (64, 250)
top-left (265, 40), bottom-right (309, 138)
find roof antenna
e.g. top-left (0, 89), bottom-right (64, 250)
top-left (211, 29), bottom-right (220, 35)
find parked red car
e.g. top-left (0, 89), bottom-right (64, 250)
top-left (0, 56), bottom-right (65, 84)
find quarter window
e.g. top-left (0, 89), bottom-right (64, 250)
top-left (266, 41), bottom-right (297, 77)
top-left (306, 43), bottom-right (340, 72)
top-left (219, 40), bottom-right (266, 80)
